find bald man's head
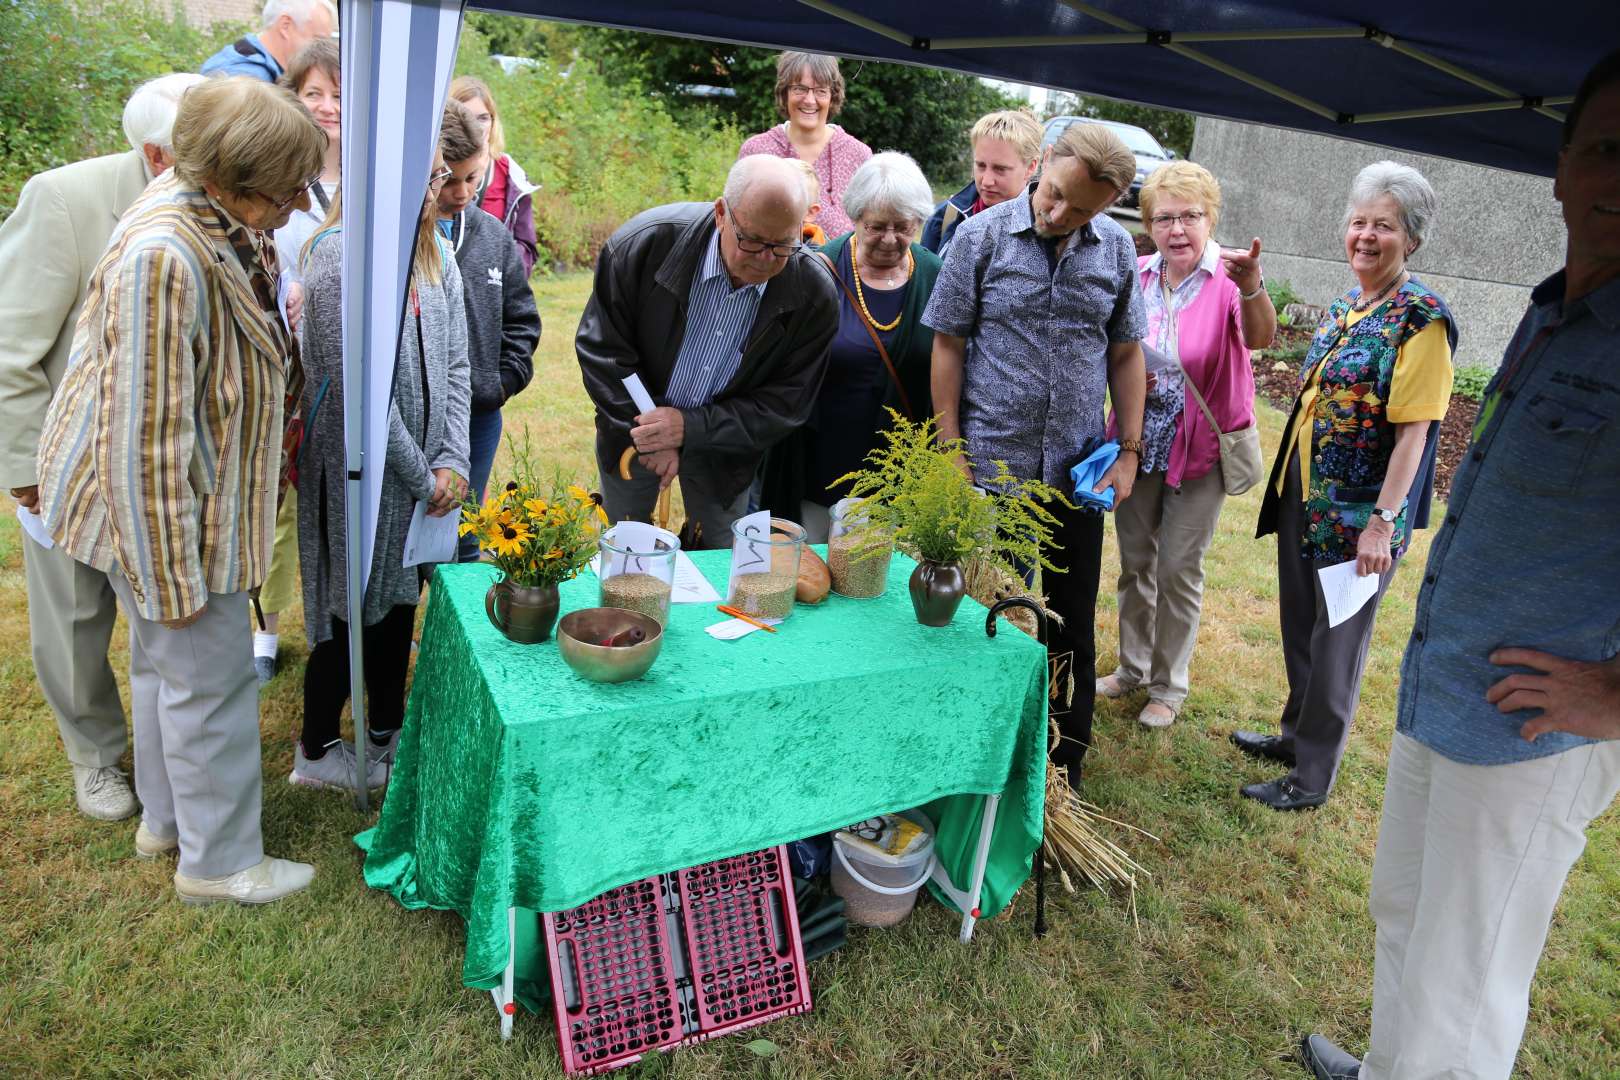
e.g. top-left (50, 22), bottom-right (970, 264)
top-left (714, 155), bottom-right (810, 288)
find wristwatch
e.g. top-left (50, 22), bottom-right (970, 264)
top-left (1373, 507), bottom-right (1398, 524)
top-left (1117, 438), bottom-right (1144, 456)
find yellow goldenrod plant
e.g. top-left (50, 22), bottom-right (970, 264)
top-left (834, 410), bottom-right (1073, 580)
top-left (459, 433), bottom-right (608, 587)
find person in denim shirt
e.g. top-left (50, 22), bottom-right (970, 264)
top-left (1301, 50), bottom-right (1620, 1080)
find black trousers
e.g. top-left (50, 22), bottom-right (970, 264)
top-left (1042, 502), bottom-right (1105, 778)
top-left (300, 604), bottom-right (416, 753)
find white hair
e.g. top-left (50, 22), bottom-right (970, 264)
top-left (724, 154), bottom-right (810, 220)
top-left (121, 73), bottom-right (207, 154)
top-left (842, 151), bottom-right (935, 227)
top-left (1343, 160), bottom-right (1437, 249)
top-left (262, 0), bottom-right (337, 30)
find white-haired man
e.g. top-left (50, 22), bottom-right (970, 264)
top-left (200, 0), bottom-right (336, 82)
top-left (0, 72), bottom-right (205, 822)
top-left (577, 155), bottom-right (838, 543)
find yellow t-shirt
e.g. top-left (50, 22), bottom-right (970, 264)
top-left (1276, 311), bottom-right (1454, 500)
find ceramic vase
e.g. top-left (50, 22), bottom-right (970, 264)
top-left (485, 578), bottom-right (561, 644)
top-left (909, 559), bottom-right (967, 627)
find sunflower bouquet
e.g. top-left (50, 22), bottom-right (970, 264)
top-left (459, 439), bottom-right (609, 588)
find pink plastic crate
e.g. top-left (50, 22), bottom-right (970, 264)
top-left (542, 846), bottom-right (810, 1076)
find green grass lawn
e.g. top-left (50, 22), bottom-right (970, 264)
top-left (1, 272), bottom-right (1615, 1078)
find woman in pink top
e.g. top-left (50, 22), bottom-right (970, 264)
top-left (737, 51), bottom-right (872, 240)
top-left (1101, 161), bottom-right (1276, 728)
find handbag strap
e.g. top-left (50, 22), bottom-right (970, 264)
top-left (1160, 270), bottom-right (1223, 438)
top-left (817, 250), bottom-right (916, 420)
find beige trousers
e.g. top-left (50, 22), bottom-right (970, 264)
top-left (22, 531), bottom-right (127, 768)
top-left (1109, 466), bottom-right (1226, 709)
top-left (1363, 731), bottom-right (1620, 1080)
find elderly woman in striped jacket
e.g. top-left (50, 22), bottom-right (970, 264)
top-left (36, 77), bottom-right (326, 906)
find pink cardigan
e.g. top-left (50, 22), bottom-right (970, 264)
top-left (1111, 255), bottom-right (1257, 488)
top-left (736, 124), bottom-right (872, 239)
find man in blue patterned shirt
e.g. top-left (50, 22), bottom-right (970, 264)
top-left (1302, 50), bottom-right (1620, 1080)
top-left (924, 122), bottom-right (1147, 778)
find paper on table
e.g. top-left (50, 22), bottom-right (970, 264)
top-left (622, 374), bottom-right (657, 415)
top-left (1318, 559), bottom-right (1380, 628)
top-left (403, 501), bottom-right (461, 567)
top-left (15, 504), bottom-right (53, 549)
top-left (671, 551), bottom-right (720, 603)
top-left (704, 618), bottom-right (765, 641)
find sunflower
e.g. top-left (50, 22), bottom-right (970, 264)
top-left (490, 519), bottom-right (531, 558)
top-left (523, 497), bottom-right (549, 519)
top-left (588, 491), bottom-right (609, 527)
top-left (543, 547), bottom-right (564, 561)
top-left (567, 484), bottom-right (592, 505)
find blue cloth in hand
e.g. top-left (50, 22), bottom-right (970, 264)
top-left (1070, 440), bottom-right (1121, 511)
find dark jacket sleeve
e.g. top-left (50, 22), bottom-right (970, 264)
top-left (920, 200), bottom-right (947, 254)
top-left (680, 265), bottom-right (838, 456)
top-left (510, 192), bottom-right (538, 278)
top-left (497, 234), bottom-right (540, 402)
top-left (574, 235), bottom-right (647, 433)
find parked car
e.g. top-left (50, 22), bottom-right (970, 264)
top-left (1040, 116), bottom-right (1176, 210)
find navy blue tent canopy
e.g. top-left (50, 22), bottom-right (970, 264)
top-left (471, 0), bottom-right (1620, 177)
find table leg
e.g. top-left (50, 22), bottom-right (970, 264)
top-left (958, 793), bottom-right (1000, 943)
top-left (488, 905), bottom-right (517, 1039)
top-left (925, 792), bottom-right (1003, 943)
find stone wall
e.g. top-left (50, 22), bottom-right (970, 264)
top-left (178, 0), bottom-right (258, 28)
top-left (1190, 116), bottom-right (1566, 369)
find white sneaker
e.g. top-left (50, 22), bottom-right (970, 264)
top-left (1138, 701), bottom-right (1177, 729)
top-left (135, 820), bottom-right (179, 859)
top-left (1095, 673), bottom-right (1136, 700)
top-left (73, 764), bottom-right (138, 821)
top-left (366, 729), bottom-right (401, 768)
top-left (289, 739), bottom-right (387, 792)
top-left (173, 857), bottom-right (315, 906)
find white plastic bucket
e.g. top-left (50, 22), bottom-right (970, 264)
top-left (830, 812), bottom-right (936, 928)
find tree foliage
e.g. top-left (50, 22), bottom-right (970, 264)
top-left (0, 0), bottom-right (237, 219)
top-left (549, 28), bottom-right (1017, 185)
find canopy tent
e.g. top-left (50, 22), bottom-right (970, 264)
top-left (334, 0), bottom-right (1615, 800)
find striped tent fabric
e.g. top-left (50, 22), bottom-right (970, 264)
top-left (339, 0), bottom-right (465, 807)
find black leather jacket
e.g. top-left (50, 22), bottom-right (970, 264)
top-left (575, 201), bottom-right (838, 499)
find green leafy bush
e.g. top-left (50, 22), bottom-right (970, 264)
top-left (1265, 277), bottom-right (1303, 312)
top-left (1451, 364), bottom-right (1495, 401)
top-left (0, 0), bottom-right (234, 221)
top-left (456, 25), bottom-right (742, 270)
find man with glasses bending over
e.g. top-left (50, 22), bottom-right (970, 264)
top-left (577, 154), bottom-right (837, 544)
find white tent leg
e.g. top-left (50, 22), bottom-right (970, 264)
top-left (490, 905), bottom-right (517, 1039)
top-left (345, 472), bottom-right (369, 813)
top-left (926, 792), bottom-right (1001, 942)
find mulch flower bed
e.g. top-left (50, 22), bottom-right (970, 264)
top-left (1252, 325), bottom-right (1478, 499)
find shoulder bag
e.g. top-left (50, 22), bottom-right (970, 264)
top-left (1161, 272), bottom-right (1263, 496)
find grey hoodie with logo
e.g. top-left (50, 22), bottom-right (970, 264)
top-left (443, 205), bottom-right (540, 412)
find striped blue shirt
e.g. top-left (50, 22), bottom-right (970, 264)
top-left (664, 233), bottom-right (765, 409)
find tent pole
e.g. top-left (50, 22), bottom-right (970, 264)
top-left (346, 470), bottom-right (370, 812)
top-left (791, 0), bottom-right (915, 46)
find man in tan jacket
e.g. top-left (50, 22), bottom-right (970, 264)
top-left (0, 73), bottom-right (203, 821)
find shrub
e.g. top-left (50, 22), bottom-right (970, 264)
top-left (0, 0), bottom-right (234, 221)
top-left (1451, 364), bottom-right (1495, 402)
top-left (456, 26), bottom-right (741, 270)
top-left (1265, 277), bottom-right (1302, 312)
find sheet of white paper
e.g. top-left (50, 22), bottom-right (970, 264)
top-left (15, 504), bottom-right (53, 549)
top-left (601, 520), bottom-right (659, 577)
top-left (402, 501), bottom-right (460, 567)
top-left (1318, 559), bottom-right (1380, 629)
top-left (704, 618), bottom-right (764, 640)
top-left (725, 508), bottom-right (773, 599)
top-left (1141, 342), bottom-right (1178, 375)
top-left (622, 374), bottom-right (657, 415)
top-left (671, 551), bottom-right (720, 603)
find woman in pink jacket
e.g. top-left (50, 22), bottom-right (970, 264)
top-left (1101, 161), bottom-right (1276, 728)
top-left (737, 51), bottom-right (871, 240)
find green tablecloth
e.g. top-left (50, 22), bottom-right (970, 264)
top-left (357, 548), bottom-right (1046, 1009)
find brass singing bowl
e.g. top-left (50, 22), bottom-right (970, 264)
top-left (557, 607), bottom-right (664, 683)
